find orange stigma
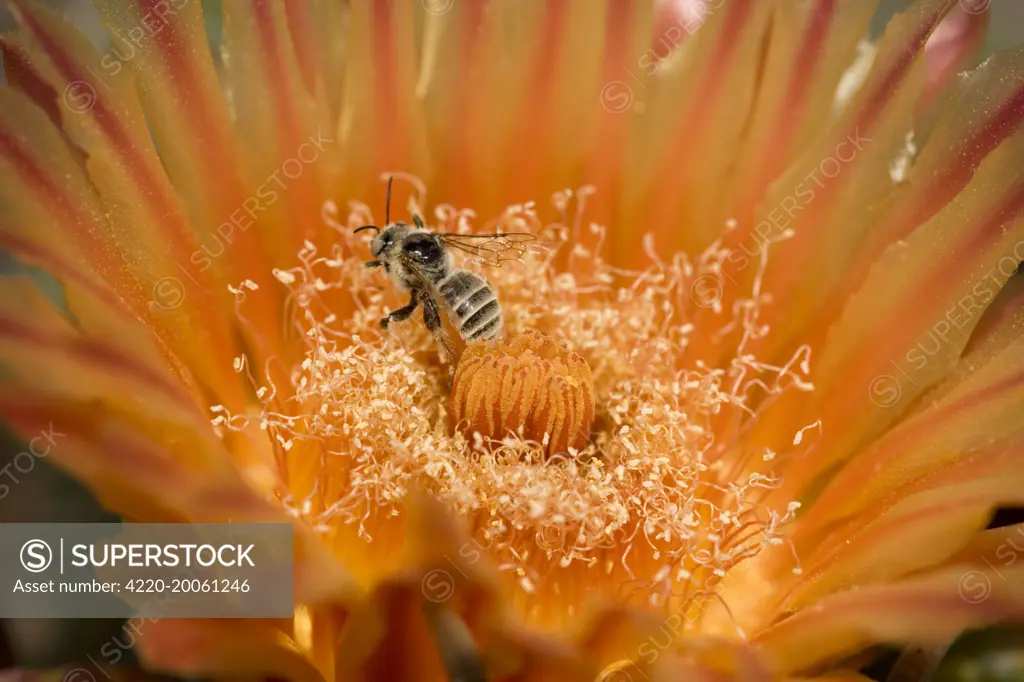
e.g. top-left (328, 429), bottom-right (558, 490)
top-left (449, 330), bottom-right (595, 458)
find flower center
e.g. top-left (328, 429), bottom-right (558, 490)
top-left (216, 189), bottom-right (813, 630)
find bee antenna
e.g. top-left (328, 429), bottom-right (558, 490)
top-left (385, 176), bottom-right (394, 226)
top-left (354, 225), bottom-right (379, 234)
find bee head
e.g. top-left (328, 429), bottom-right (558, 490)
top-left (369, 223), bottom-right (410, 259)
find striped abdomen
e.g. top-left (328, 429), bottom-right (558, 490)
top-left (435, 269), bottom-right (503, 341)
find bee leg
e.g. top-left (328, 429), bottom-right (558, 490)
top-left (381, 293), bottom-right (420, 329)
top-left (420, 292), bottom-right (454, 361)
top-left (364, 260), bottom-right (384, 269)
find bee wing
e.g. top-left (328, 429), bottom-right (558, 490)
top-left (439, 232), bottom-right (537, 266)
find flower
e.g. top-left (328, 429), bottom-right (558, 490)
top-left (1, 0), bottom-right (1022, 681)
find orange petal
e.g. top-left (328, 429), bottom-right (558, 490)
top-left (216, 0), bottom-right (335, 258)
top-left (1, 33), bottom-right (65, 133)
top-left (962, 266), bottom-right (1024, 356)
top-left (2, 1), bottom-right (249, 409)
top-left (1, 392), bottom-right (358, 608)
top-left (574, 605), bottom-right (674, 675)
top-left (0, 227), bottom-right (194, 395)
top-left (0, 88), bottom-right (171, 354)
top-left (0, 669), bottom-right (167, 682)
top-left (0, 393), bottom-right (236, 522)
top-left (754, 565), bottom-right (1024, 675)
top-left (920, 3), bottom-right (989, 116)
top-left (798, 47), bottom-right (1024, 364)
top-left (291, 523), bottom-right (362, 608)
top-left (333, 493), bottom-right (609, 682)
top-left (747, 0), bottom-right (958, 360)
top-left (418, 1), bottom-right (635, 219)
top-left (487, 621), bottom-right (593, 682)
top-left (0, 278), bottom-right (357, 606)
top-left (578, 2), bottom-right (653, 231)
top-left (335, 494), bottom-right (498, 681)
top-left (497, 1), bottom-right (608, 207)
top-left (338, 0), bottom-right (429, 203)
top-left (798, 329), bottom-right (1024, 533)
top-left (720, 0), bottom-right (879, 255)
top-left (735, 441), bottom-right (1023, 636)
top-left (779, 477), bottom-right (1022, 613)
top-left (620, 0), bottom-right (776, 259)
top-left (88, 0), bottom-right (289, 339)
top-left (767, 128), bottom-right (1024, 503)
top-left (651, 0), bottom-right (710, 47)
top-left (878, 46), bottom-right (1024, 261)
top-left (336, 579), bottom-right (479, 682)
top-left (685, 0), bottom-right (879, 364)
top-left (943, 522), bottom-right (1024, 571)
top-left (133, 618), bottom-right (323, 682)
top-left (648, 636), bottom-right (772, 682)
top-left (0, 278), bottom-right (204, 432)
top-left (782, 671), bottom-right (872, 675)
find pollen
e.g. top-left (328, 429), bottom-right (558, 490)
top-left (450, 330), bottom-right (594, 458)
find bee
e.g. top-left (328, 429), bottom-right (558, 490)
top-left (356, 178), bottom-right (535, 358)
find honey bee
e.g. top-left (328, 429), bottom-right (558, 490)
top-left (356, 178), bottom-right (535, 358)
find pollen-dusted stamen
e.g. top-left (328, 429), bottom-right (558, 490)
top-left (449, 330), bottom-right (594, 457)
